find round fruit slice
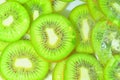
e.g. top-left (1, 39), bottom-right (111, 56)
top-left (104, 55), bottom-right (120, 80)
top-left (64, 53), bottom-right (103, 80)
top-left (30, 13), bottom-right (76, 61)
top-left (87, 0), bottom-right (104, 21)
top-left (69, 4), bottom-right (95, 54)
top-left (98, 0), bottom-right (120, 26)
top-left (0, 2), bottom-right (30, 42)
top-left (92, 20), bottom-right (120, 65)
top-left (0, 40), bottom-right (49, 80)
top-left (24, 0), bottom-right (52, 21)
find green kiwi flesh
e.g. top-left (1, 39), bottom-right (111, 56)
top-left (64, 53), bottom-right (103, 80)
top-left (69, 4), bottom-right (95, 54)
top-left (0, 40), bottom-right (9, 56)
top-left (53, 60), bottom-right (66, 80)
top-left (104, 55), bottom-right (120, 80)
top-left (24, 0), bottom-right (52, 21)
top-left (87, 0), bottom-right (104, 21)
top-left (0, 40), bottom-right (49, 80)
top-left (51, 0), bottom-right (68, 12)
top-left (98, 0), bottom-right (120, 26)
top-left (0, 2), bottom-right (30, 42)
top-left (30, 13), bottom-right (76, 61)
top-left (92, 20), bottom-right (120, 65)
top-left (7, 0), bottom-right (29, 4)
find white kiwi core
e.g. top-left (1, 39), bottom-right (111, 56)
top-left (79, 67), bottom-right (90, 80)
top-left (2, 15), bottom-right (14, 27)
top-left (112, 2), bottom-right (120, 13)
top-left (111, 39), bottom-right (120, 52)
top-left (81, 19), bottom-right (90, 42)
top-left (14, 58), bottom-right (32, 69)
top-left (46, 28), bottom-right (58, 46)
top-left (33, 10), bottom-right (39, 20)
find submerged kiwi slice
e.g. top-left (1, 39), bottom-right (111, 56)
top-left (30, 13), bottom-right (76, 61)
top-left (7, 0), bottom-right (28, 4)
top-left (24, 0), bottom-right (52, 21)
top-left (64, 53), bottom-right (103, 80)
top-left (104, 55), bottom-right (120, 80)
top-left (50, 0), bottom-right (68, 12)
top-left (98, 0), bottom-right (120, 26)
top-left (87, 0), bottom-right (104, 21)
top-left (53, 60), bottom-right (66, 80)
top-left (69, 4), bottom-right (95, 54)
top-left (0, 2), bottom-right (30, 42)
top-left (0, 40), bottom-right (49, 80)
top-left (92, 20), bottom-right (120, 65)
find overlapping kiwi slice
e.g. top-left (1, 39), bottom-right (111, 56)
top-left (64, 53), bottom-right (103, 80)
top-left (87, 0), bottom-right (104, 21)
top-left (50, 0), bottom-right (68, 12)
top-left (0, 40), bottom-right (49, 80)
top-left (52, 60), bottom-right (66, 80)
top-left (0, 2), bottom-right (30, 42)
top-left (69, 4), bottom-right (95, 54)
top-left (92, 20), bottom-right (120, 65)
top-left (104, 55), bottom-right (120, 80)
top-left (98, 0), bottom-right (120, 26)
top-left (30, 13), bottom-right (76, 62)
top-left (24, 0), bottom-right (52, 21)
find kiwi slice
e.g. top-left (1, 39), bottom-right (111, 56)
top-left (51, 0), bottom-right (68, 12)
top-left (30, 13), bottom-right (76, 62)
top-left (0, 40), bottom-right (49, 80)
top-left (104, 55), bottom-right (120, 80)
top-left (7, 0), bottom-right (28, 4)
top-left (69, 4), bottom-right (95, 54)
top-left (64, 53), bottom-right (103, 80)
top-left (98, 0), bottom-right (120, 26)
top-left (0, 2), bottom-right (30, 42)
top-left (87, 0), bottom-right (104, 21)
top-left (52, 60), bottom-right (66, 80)
top-left (24, 0), bottom-right (52, 21)
top-left (92, 20), bottom-right (120, 65)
